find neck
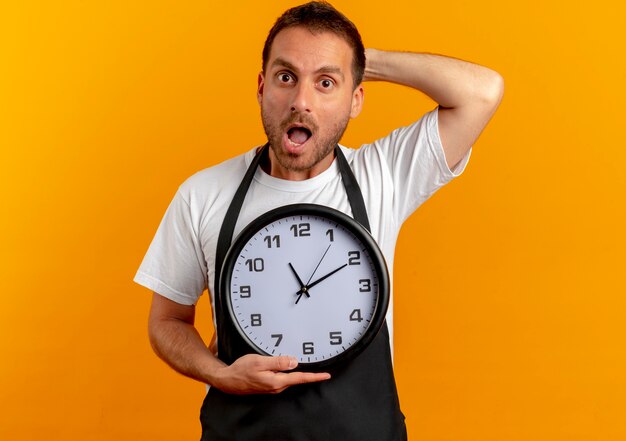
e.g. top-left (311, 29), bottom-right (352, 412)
top-left (260, 147), bottom-right (336, 181)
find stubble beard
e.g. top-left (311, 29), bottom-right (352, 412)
top-left (261, 108), bottom-right (350, 173)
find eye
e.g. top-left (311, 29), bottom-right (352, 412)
top-left (319, 78), bottom-right (335, 89)
top-left (278, 72), bottom-right (294, 83)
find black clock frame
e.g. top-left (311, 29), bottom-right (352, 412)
top-left (219, 203), bottom-right (390, 371)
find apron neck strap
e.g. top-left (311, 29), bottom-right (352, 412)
top-left (215, 144), bottom-right (371, 294)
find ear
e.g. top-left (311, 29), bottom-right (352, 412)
top-left (350, 84), bottom-right (364, 118)
top-left (257, 72), bottom-right (265, 105)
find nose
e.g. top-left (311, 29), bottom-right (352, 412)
top-left (291, 82), bottom-right (313, 113)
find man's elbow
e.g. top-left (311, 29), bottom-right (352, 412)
top-left (148, 315), bottom-right (163, 356)
top-left (481, 70), bottom-right (505, 108)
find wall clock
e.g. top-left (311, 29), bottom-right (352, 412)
top-left (220, 203), bottom-right (389, 371)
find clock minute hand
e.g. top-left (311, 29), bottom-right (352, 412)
top-left (306, 263), bottom-right (348, 291)
top-left (294, 264), bottom-right (346, 305)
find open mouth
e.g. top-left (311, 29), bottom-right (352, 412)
top-left (286, 126), bottom-right (312, 147)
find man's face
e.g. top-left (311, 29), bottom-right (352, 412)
top-left (258, 26), bottom-right (364, 180)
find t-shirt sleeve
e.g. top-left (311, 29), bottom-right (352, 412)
top-left (374, 106), bottom-right (471, 223)
top-left (133, 189), bottom-right (208, 305)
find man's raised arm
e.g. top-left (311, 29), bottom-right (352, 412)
top-left (364, 49), bottom-right (504, 170)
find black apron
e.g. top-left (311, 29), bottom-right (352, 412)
top-left (201, 145), bottom-right (407, 441)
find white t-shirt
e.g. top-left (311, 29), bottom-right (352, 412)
top-left (134, 107), bottom-right (470, 349)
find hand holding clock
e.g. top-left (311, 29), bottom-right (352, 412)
top-left (148, 293), bottom-right (331, 398)
top-left (216, 244), bottom-right (350, 393)
top-left (214, 354), bottom-right (331, 395)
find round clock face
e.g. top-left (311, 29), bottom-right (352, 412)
top-left (220, 204), bottom-right (389, 370)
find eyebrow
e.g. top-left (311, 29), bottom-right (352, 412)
top-left (271, 57), bottom-right (345, 81)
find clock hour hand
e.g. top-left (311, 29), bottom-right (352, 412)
top-left (289, 263), bottom-right (309, 298)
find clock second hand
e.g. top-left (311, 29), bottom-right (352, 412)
top-left (306, 243), bottom-right (332, 286)
top-left (294, 243), bottom-right (332, 304)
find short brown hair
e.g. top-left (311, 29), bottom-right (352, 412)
top-left (262, 1), bottom-right (365, 88)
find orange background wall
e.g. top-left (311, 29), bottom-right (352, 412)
top-left (1, 1), bottom-right (624, 439)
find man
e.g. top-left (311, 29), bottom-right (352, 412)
top-left (135, 1), bottom-right (503, 439)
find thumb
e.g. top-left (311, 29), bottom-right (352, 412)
top-left (270, 355), bottom-right (298, 372)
